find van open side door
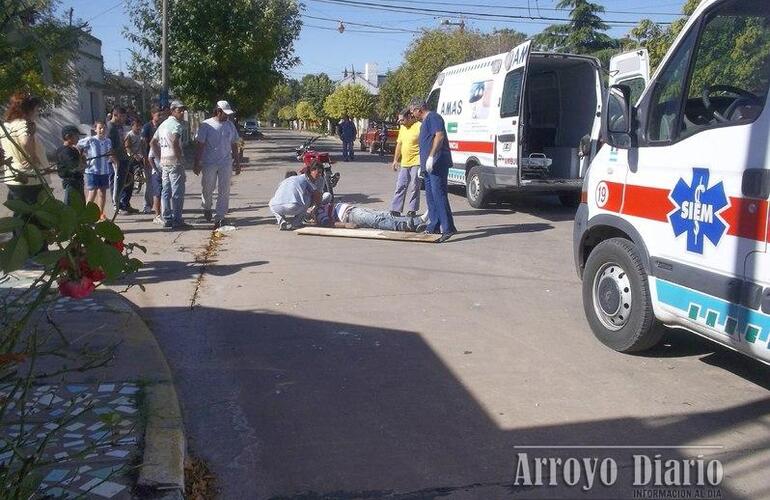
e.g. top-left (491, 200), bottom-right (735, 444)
top-left (609, 49), bottom-right (650, 103)
top-left (495, 39), bottom-right (531, 181)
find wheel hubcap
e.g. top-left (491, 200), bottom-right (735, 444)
top-left (469, 175), bottom-right (479, 201)
top-left (592, 262), bottom-right (632, 331)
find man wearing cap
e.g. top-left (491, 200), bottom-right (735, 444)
top-left (151, 100), bottom-right (191, 229)
top-left (56, 125), bottom-right (85, 205)
top-left (193, 100), bottom-right (241, 227)
top-left (107, 106), bottom-right (138, 214)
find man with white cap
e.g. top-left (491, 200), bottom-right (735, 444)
top-left (193, 99), bottom-right (241, 227)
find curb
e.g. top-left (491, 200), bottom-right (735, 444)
top-left (101, 292), bottom-right (186, 497)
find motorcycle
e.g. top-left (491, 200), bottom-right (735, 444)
top-left (294, 135), bottom-right (340, 200)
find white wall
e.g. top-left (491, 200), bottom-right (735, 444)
top-left (36, 33), bottom-right (105, 155)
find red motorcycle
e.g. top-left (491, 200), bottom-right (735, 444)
top-left (294, 135), bottom-right (340, 200)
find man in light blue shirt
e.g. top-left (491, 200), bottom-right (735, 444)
top-left (151, 100), bottom-right (190, 229)
top-left (193, 100), bottom-right (241, 227)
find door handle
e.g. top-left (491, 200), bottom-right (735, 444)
top-left (498, 133), bottom-right (515, 143)
top-left (742, 169), bottom-right (770, 199)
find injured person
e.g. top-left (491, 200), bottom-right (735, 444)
top-left (315, 196), bottom-right (427, 233)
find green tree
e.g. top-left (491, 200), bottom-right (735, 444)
top-left (323, 85), bottom-right (375, 119)
top-left (0, 0), bottom-right (82, 103)
top-left (376, 28), bottom-right (527, 116)
top-left (295, 100), bottom-right (319, 124)
top-left (535, 0), bottom-right (615, 54)
top-left (629, 0), bottom-right (701, 71)
top-left (277, 104), bottom-right (296, 122)
top-left (262, 79), bottom-right (300, 122)
top-left (123, 0), bottom-right (301, 115)
top-left (299, 73), bottom-right (335, 120)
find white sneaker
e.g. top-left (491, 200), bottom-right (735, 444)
top-left (152, 216), bottom-right (165, 225)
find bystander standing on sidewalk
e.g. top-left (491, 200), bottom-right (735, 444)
top-left (55, 125), bottom-right (85, 205)
top-left (141, 107), bottom-right (165, 214)
top-left (151, 100), bottom-right (191, 230)
top-left (108, 106), bottom-right (138, 214)
top-left (125, 119), bottom-right (146, 206)
top-left (78, 121), bottom-right (116, 219)
top-left (193, 100), bottom-right (241, 228)
top-left (389, 109), bottom-right (421, 217)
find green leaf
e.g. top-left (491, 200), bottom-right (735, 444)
top-left (36, 189), bottom-right (54, 205)
top-left (56, 207), bottom-right (78, 242)
top-left (130, 243), bottom-right (147, 253)
top-left (4, 199), bottom-right (34, 214)
top-left (95, 220), bottom-right (123, 243)
top-left (23, 225), bottom-right (44, 254)
top-left (0, 217), bottom-right (24, 234)
top-left (33, 210), bottom-right (57, 228)
top-left (0, 235), bottom-right (29, 273)
top-left (67, 189), bottom-right (85, 210)
top-left (85, 240), bottom-right (124, 279)
top-left (80, 202), bottom-right (101, 224)
top-left (33, 249), bottom-right (66, 266)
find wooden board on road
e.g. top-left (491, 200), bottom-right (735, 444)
top-left (295, 226), bottom-right (441, 243)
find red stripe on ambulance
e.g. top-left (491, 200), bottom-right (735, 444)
top-left (448, 141), bottom-right (494, 154)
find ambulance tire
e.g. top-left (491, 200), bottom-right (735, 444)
top-left (466, 166), bottom-right (489, 208)
top-left (582, 238), bottom-right (663, 353)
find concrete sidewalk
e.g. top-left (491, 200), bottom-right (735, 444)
top-left (0, 273), bottom-right (184, 499)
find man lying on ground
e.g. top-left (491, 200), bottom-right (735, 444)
top-left (315, 196), bottom-right (427, 233)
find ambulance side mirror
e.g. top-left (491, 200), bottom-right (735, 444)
top-left (603, 84), bottom-right (633, 149)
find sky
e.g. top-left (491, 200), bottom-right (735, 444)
top-left (58, 0), bottom-right (686, 82)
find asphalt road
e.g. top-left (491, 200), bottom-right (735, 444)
top-left (110, 129), bottom-right (770, 499)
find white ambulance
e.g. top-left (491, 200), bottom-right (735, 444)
top-left (427, 41), bottom-right (611, 208)
top-left (575, 0), bottom-right (770, 364)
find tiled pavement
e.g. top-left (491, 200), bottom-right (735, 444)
top-left (1, 383), bottom-right (142, 498)
top-left (1, 271), bottom-right (145, 498)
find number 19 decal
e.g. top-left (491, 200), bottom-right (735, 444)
top-left (596, 181), bottom-right (609, 208)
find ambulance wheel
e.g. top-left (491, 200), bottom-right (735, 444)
top-left (582, 238), bottom-right (663, 353)
top-left (559, 192), bottom-right (580, 208)
top-left (466, 166), bottom-right (489, 208)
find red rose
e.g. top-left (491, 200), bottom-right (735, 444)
top-left (79, 261), bottom-right (106, 282)
top-left (58, 276), bottom-right (95, 299)
top-left (57, 257), bottom-right (71, 271)
top-left (111, 241), bottom-right (125, 252)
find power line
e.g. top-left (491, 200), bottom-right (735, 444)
top-left (309, 0), bottom-right (672, 26)
top-left (374, 0), bottom-right (681, 17)
top-left (85, 0), bottom-right (126, 22)
top-left (303, 23), bottom-right (415, 34)
top-left (302, 14), bottom-right (421, 33)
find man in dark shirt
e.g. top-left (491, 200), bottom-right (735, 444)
top-left (338, 116), bottom-right (357, 161)
top-left (410, 99), bottom-right (456, 242)
top-left (108, 106), bottom-right (137, 214)
top-left (56, 125), bottom-right (85, 206)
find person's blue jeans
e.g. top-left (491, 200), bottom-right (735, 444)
top-left (341, 140), bottom-right (354, 160)
top-left (424, 165), bottom-right (457, 234)
top-left (346, 207), bottom-right (416, 231)
top-left (161, 164), bottom-right (186, 224)
top-left (62, 176), bottom-right (84, 206)
top-left (112, 159), bottom-right (134, 209)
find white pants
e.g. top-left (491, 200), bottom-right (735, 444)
top-left (200, 164), bottom-right (232, 220)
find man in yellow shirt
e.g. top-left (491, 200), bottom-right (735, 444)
top-left (389, 109), bottom-right (422, 216)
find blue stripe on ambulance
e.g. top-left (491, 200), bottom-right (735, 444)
top-left (655, 280), bottom-right (770, 347)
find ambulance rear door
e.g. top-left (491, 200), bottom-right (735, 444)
top-left (496, 40), bottom-right (531, 178)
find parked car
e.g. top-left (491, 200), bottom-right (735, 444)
top-left (242, 119), bottom-right (261, 139)
top-left (359, 121), bottom-right (398, 154)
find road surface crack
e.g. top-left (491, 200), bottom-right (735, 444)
top-left (190, 230), bottom-right (225, 309)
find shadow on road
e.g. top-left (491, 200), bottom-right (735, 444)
top-left (449, 223), bottom-right (554, 243)
top-left (140, 306), bottom-right (769, 499)
top-left (127, 259), bottom-right (269, 285)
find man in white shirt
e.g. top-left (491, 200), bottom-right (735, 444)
top-left (151, 100), bottom-right (190, 229)
top-left (193, 100), bottom-right (241, 228)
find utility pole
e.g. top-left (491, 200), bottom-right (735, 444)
top-left (67, 7), bottom-right (73, 26)
top-left (160, 0), bottom-right (169, 108)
